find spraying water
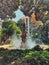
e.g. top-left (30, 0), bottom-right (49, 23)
top-left (11, 32), bottom-right (21, 49)
top-left (11, 31), bottom-right (37, 49)
top-left (26, 37), bottom-right (37, 49)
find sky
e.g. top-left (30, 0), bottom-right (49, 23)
top-left (12, 9), bottom-right (25, 23)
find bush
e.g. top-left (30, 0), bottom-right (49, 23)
top-left (33, 45), bottom-right (43, 51)
top-left (2, 20), bottom-right (16, 36)
top-left (2, 20), bottom-right (22, 36)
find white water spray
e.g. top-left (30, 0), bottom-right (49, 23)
top-left (11, 31), bottom-right (37, 49)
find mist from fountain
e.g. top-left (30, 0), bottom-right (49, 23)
top-left (11, 32), bottom-right (21, 49)
top-left (11, 31), bottom-right (37, 49)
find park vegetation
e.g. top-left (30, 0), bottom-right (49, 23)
top-left (0, 20), bottom-right (21, 44)
top-left (0, 45), bottom-right (49, 65)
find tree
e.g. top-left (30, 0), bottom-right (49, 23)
top-left (2, 20), bottom-right (22, 38)
top-left (33, 45), bottom-right (43, 51)
top-left (2, 20), bottom-right (17, 36)
top-left (20, 0), bottom-right (34, 16)
top-left (0, 0), bottom-right (19, 19)
top-left (35, 4), bottom-right (49, 22)
top-left (0, 28), bottom-right (2, 40)
top-left (17, 19), bottom-right (24, 30)
top-left (21, 0), bottom-right (49, 23)
top-left (40, 23), bottom-right (49, 43)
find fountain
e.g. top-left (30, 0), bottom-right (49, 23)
top-left (11, 32), bottom-right (21, 49)
top-left (10, 14), bottom-right (43, 49)
top-left (10, 31), bottom-right (37, 49)
top-left (10, 15), bottom-right (37, 49)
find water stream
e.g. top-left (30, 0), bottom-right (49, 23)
top-left (11, 32), bottom-right (37, 49)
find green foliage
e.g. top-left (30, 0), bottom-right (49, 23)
top-left (33, 45), bottom-right (43, 51)
top-left (34, 23), bottom-right (49, 44)
top-left (17, 19), bottom-right (24, 31)
top-left (0, 29), bottom-right (2, 37)
top-left (46, 48), bottom-right (49, 52)
top-left (25, 50), bottom-right (49, 65)
top-left (33, 32), bottom-right (39, 38)
top-left (0, 46), bottom-right (49, 65)
top-left (2, 20), bottom-right (21, 36)
top-left (16, 26), bottom-right (21, 34)
top-left (0, 29), bottom-right (3, 40)
top-left (41, 23), bottom-right (49, 43)
top-left (2, 20), bottom-right (16, 36)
